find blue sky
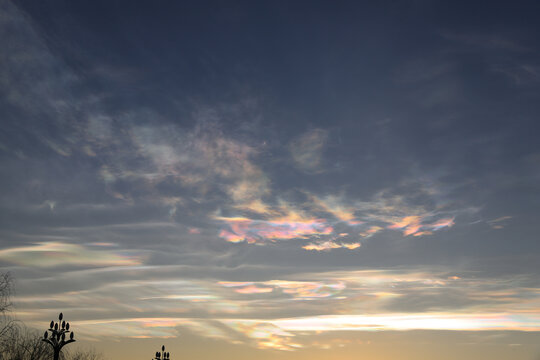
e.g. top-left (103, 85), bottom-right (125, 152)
top-left (1, 1), bottom-right (540, 358)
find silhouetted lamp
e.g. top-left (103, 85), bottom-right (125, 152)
top-left (42, 312), bottom-right (76, 360)
top-left (153, 345), bottom-right (171, 360)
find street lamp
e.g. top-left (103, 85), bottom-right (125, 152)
top-left (42, 312), bottom-right (76, 360)
top-left (153, 345), bottom-right (170, 360)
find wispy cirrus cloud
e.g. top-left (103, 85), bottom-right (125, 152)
top-left (0, 2), bottom-right (463, 253)
top-left (289, 129), bottom-right (328, 173)
top-left (487, 216), bottom-right (512, 229)
top-left (49, 311), bottom-right (540, 351)
top-left (308, 194), bottom-right (361, 225)
top-left (220, 280), bottom-right (346, 300)
top-left (13, 265), bottom-right (540, 351)
top-left (388, 216), bottom-right (455, 236)
top-left (0, 242), bottom-right (142, 268)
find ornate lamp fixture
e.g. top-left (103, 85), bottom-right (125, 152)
top-left (42, 312), bottom-right (76, 360)
top-left (153, 345), bottom-right (170, 360)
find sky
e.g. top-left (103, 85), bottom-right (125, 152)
top-left (1, 0), bottom-right (540, 359)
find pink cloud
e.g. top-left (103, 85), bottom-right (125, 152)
top-left (235, 285), bottom-right (274, 294)
top-left (217, 216), bottom-right (333, 244)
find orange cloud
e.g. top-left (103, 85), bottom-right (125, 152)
top-left (413, 231), bottom-right (433, 236)
top-left (308, 194), bottom-right (361, 225)
top-left (388, 216), bottom-right (454, 236)
top-left (342, 243), bottom-right (361, 250)
top-left (388, 216), bottom-right (422, 235)
top-left (222, 320), bottom-right (299, 350)
top-left (219, 229), bottom-right (246, 243)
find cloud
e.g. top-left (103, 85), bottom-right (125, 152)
top-left (214, 184), bottom-right (461, 250)
top-left (272, 313), bottom-right (540, 332)
top-left (49, 311), bottom-right (540, 350)
top-left (359, 226), bottom-right (383, 237)
top-left (214, 186), bottom-right (460, 248)
top-left (94, 120), bottom-right (273, 217)
top-left (220, 280), bottom-right (346, 300)
top-left (216, 215), bottom-right (333, 244)
top-left (388, 216), bottom-right (454, 236)
top-left (222, 320), bottom-right (300, 350)
top-left (487, 216), bottom-right (512, 229)
top-left (308, 194), bottom-right (361, 225)
top-left (289, 129), bottom-right (328, 172)
top-left (0, 3), bottom-right (465, 256)
top-left (234, 285), bottom-right (274, 294)
top-left (302, 240), bottom-right (361, 251)
top-left (12, 264), bottom-right (540, 352)
top-left (219, 282), bottom-right (274, 294)
top-left (68, 317), bottom-right (230, 341)
top-left (265, 280), bottom-right (346, 300)
top-left (0, 242), bottom-right (142, 268)
top-left (3, 2), bottom-right (535, 355)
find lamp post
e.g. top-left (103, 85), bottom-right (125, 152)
top-left (153, 345), bottom-right (170, 360)
top-left (42, 312), bottom-right (76, 360)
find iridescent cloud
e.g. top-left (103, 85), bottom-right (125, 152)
top-left (216, 216), bottom-right (333, 244)
top-left (220, 280), bottom-right (346, 300)
top-left (216, 188), bottom-right (459, 250)
top-left (51, 311), bottom-right (540, 351)
top-left (302, 240), bottom-right (361, 251)
top-left (222, 320), bottom-right (301, 351)
top-left (0, 242), bottom-right (142, 267)
top-left (234, 285), bottom-right (274, 294)
top-left (388, 216), bottom-right (454, 236)
top-left (46, 311), bottom-right (540, 351)
top-left (359, 225), bottom-right (383, 237)
top-left (266, 280), bottom-right (346, 299)
top-left (308, 194), bottom-right (361, 225)
top-left (13, 267), bottom-right (540, 352)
